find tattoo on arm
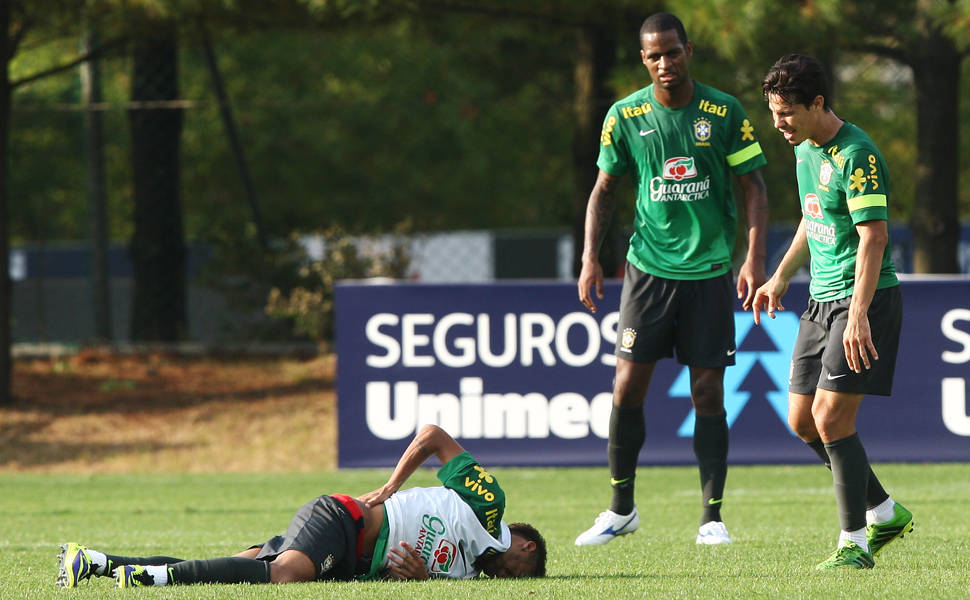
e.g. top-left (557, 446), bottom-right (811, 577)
top-left (585, 175), bottom-right (617, 256)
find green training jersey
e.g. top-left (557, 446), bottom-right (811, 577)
top-left (597, 81), bottom-right (766, 280)
top-left (793, 121), bottom-right (898, 301)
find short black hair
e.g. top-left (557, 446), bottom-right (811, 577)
top-left (762, 54), bottom-right (831, 110)
top-left (640, 12), bottom-right (688, 46)
top-left (509, 522), bottom-right (547, 577)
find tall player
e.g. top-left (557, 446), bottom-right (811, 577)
top-left (575, 12), bottom-right (768, 546)
top-left (754, 54), bottom-right (913, 569)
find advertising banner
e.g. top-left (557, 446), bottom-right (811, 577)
top-left (335, 279), bottom-right (970, 467)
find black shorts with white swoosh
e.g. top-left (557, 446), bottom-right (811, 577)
top-left (788, 285), bottom-right (902, 396)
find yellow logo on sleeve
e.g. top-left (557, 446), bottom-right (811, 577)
top-left (849, 168), bottom-right (868, 193)
top-left (740, 119), bottom-right (755, 141)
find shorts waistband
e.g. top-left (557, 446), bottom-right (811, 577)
top-left (331, 493), bottom-right (365, 564)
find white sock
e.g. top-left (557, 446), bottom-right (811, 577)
top-left (866, 497), bottom-right (895, 524)
top-left (86, 549), bottom-right (109, 575)
top-left (143, 565), bottom-right (169, 586)
top-left (838, 528), bottom-right (869, 553)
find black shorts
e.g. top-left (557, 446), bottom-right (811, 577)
top-left (615, 263), bottom-right (736, 367)
top-left (253, 495), bottom-right (364, 581)
top-left (788, 285), bottom-right (902, 396)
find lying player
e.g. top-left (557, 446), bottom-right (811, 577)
top-left (57, 424), bottom-right (546, 587)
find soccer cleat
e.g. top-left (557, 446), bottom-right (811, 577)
top-left (56, 543), bottom-right (95, 588)
top-left (115, 565), bottom-right (155, 588)
top-left (815, 542), bottom-right (874, 570)
top-left (696, 521), bottom-right (732, 545)
top-left (867, 501), bottom-right (914, 556)
top-left (574, 507), bottom-right (640, 546)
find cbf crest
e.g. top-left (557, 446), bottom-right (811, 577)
top-left (693, 117), bottom-right (712, 145)
top-left (819, 160), bottom-right (834, 186)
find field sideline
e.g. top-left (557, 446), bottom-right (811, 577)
top-left (2, 463), bottom-right (968, 599)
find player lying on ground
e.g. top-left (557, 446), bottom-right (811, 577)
top-left (57, 424), bottom-right (546, 587)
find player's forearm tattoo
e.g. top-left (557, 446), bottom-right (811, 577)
top-left (585, 178), bottom-right (616, 255)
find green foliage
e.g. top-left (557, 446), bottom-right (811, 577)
top-left (2, 464), bottom-right (969, 598)
top-left (265, 226), bottom-right (410, 341)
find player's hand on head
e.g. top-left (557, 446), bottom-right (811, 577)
top-left (385, 542), bottom-right (428, 581)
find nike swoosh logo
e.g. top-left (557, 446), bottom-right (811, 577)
top-left (726, 349), bottom-right (737, 356)
top-left (826, 373), bottom-right (848, 380)
top-left (796, 158), bottom-right (805, 163)
top-left (610, 477), bottom-right (631, 486)
top-left (639, 129), bottom-right (656, 136)
top-left (708, 498), bottom-right (723, 505)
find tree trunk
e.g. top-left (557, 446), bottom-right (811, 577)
top-left (572, 25), bottom-right (620, 278)
top-left (129, 24), bottom-right (187, 341)
top-left (910, 15), bottom-right (962, 273)
top-left (82, 20), bottom-right (113, 342)
top-left (0, 0), bottom-right (11, 404)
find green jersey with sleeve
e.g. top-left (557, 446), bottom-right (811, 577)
top-left (793, 121), bottom-right (898, 301)
top-left (597, 81), bottom-right (766, 280)
top-left (363, 452), bottom-right (510, 580)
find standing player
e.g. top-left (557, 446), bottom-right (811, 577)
top-left (755, 54), bottom-right (913, 569)
top-left (575, 12), bottom-right (768, 547)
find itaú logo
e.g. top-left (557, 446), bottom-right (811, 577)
top-left (803, 193), bottom-right (824, 219)
top-left (662, 156), bottom-right (697, 181)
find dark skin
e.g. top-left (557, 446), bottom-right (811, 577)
top-left (578, 28), bottom-right (768, 415)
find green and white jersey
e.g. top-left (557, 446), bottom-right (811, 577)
top-left (367, 452), bottom-right (509, 580)
top-left (793, 121), bottom-right (898, 301)
top-left (598, 82), bottom-right (766, 279)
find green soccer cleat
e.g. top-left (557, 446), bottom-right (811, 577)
top-left (815, 542), bottom-right (874, 570)
top-left (115, 565), bottom-right (154, 588)
top-left (867, 502), bottom-right (914, 556)
top-left (56, 543), bottom-right (94, 588)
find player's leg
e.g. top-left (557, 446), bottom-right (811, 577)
top-left (56, 543), bottom-right (184, 588)
top-left (575, 264), bottom-right (673, 547)
top-left (574, 357), bottom-right (653, 546)
top-left (677, 273), bottom-right (734, 544)
top-left (688, 366), bottom-right (728, 532)
top-left (812, 388), bottom-right (875, 569)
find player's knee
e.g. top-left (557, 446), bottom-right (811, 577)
top-left (787, 413), bottom-right (817, 441)
top-left (268, 559), bottom-right (316, 584)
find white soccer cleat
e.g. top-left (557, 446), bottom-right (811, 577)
top-left (696, 520), bottom-right (732, 545)
top-left (574, 507), bottom-right (640, 546)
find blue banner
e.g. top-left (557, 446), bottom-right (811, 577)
top-left (335, 279), bottom-right (970, 467)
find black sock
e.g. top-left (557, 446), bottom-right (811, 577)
top-left (694, 412), bottom-right (729, 524)
top-left (825, 433), bottom-right (870, 532)
top-left (608, 404), bottom-right (645, 515)
top-left (101, 554), bottom-right (184, 577)
top-left (169, 557), bottom-right (272, 585)
top-left (807, 438), bottom-right (889, 510)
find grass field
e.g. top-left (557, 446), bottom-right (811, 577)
top-left (2, 463), bottom-right (969, 599)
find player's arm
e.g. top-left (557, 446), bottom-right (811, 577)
top-left (735, 168), bottom-right (769, 310)
top-left (752, 218), bottom-right (810, 325)
top-left (843, 219), bottom-right (888, 373)
top-left (578, 169), bottom-right (619, 314)
top-left (359, 424), bottom-right (465, 506)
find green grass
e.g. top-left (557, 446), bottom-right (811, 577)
top-left (2, 464), bottom-right (969, 599)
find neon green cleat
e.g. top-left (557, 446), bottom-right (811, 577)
top-left (867, 502), bottom-right (914, 556)
top-left (115, 565), bottom-right (154, 588)
top-left (56, 543), bottom-right (94, 588)
top-left (815, 542), bottom-right (874, 570)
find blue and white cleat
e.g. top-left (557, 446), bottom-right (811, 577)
top-left (56, 543), bottom-right (94, 588)
top-left (696, 521), bottom-right (732, 545)
top-left (574, 507), bottom-right (640, 546)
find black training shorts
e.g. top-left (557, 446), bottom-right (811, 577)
top-left (788, 285), bottom-right (902, 397)
top-left (253, 495), bottom-right (362, 580)
top-left (615, 262), bottom-right (736, 367)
